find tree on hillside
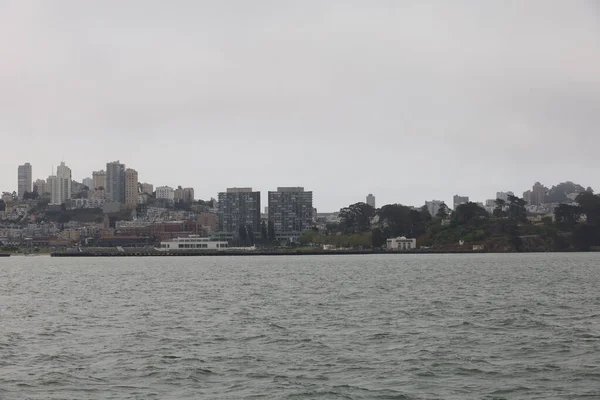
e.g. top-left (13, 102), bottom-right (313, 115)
top-left (375, 203), bottom-right (428, 241)
top-left (575, 192), bottom-right (600, 225)
top-left (339, 202), bottom-right (375, 233)
top-left (546, 181), bottom-right (587, 203)
top-left (507, 195), bottom-right (527, 222)
top-left (0, 199), bottom-right (5, 212)
top-left (554, 204), bottom-right (581, 227)
top-left (493, 199), bottom-right (507, 218)
top-left (420, 205), bottom-right (432, 222)
top-left (452, 202), bottom-right (489, 224)
top-left (436, 203), bottom-right (449, 219)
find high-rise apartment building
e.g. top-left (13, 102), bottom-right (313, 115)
top-left (366, 194), bottom-right (376, 208)
top-left (218, 188), bottom-right (261, 238)
top-left (453, 195), bottom-right (469, 210)
top-left (17, 163), bottom-right (32, 199)
top-left (268, 187), bottom-right (313, 240)
top-left (51, 162), bottom-right (72, 205)
top-left (33, 179), bottom-right (48, 195)
top-left (106, 161), bottom-right (125, 203)
top-left (82, 177), bottom-right (93, 190)
top-left (124, 168), bottom-right (138, 209)
top-left (92, 170), bottom-right (107, 190)
top-left (523, 190), bottom-right (532, 205)
top-left (530, 182), bottom-right (547, 206)
top-left (182, 187), bottom-right (194, 203)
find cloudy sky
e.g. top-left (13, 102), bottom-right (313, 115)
top-left (1, 1), bottom-right (599, 210)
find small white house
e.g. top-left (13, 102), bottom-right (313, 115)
top-left (386, 236), bottom-right (417, 251)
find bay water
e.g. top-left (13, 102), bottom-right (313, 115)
top-left (1, 253), bottom-right (599, 399)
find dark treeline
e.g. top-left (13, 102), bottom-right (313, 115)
top-left (302, 191), bottom-right (600, 252)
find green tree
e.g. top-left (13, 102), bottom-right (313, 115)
top-left (436, 203), bottom-right (449, 219)
top-left (554, 204), bottom-right (581, 227)
top-left (493, 199), bottom-right (507, 218)
top-left (575, 192), bottom-right (600, 225)
top-left (452, 202), bottom-right (489, 224)
top-left (507, 195), bottom-right (527, 222)
top-left (339, 202), bottom-right (375, 233)
top-left (546, 181), bottom-right (586, 203)
top-left (298, 228), bottom-right (319, 245)
top-left (0, 199), bottom-right (5, 212)
top-left (420, 205), bottom-right (432, 222)
top-left (371, 228), bottom-right (386, 248)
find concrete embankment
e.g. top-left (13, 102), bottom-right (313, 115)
top-left (50, 249), bottom-right (488, 257)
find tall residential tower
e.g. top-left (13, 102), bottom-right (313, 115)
top-left (106, 161), bottom-right (125, 203)
top-left (17, 163), bottom-right (32, 199)
top-left (268, 187), bottom-right (313, 241)
top-left (218, 188), bottom-right (261, 239)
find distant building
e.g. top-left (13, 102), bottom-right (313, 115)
top-left (124, 168), bottom-right (138, 209)
top-left (82, 177), bottom-right (93, 190)
top-left (218, 187), bottom-right (261, 239)
top-left (174, 186), bottom-right (194, 203)
top-left (156, 185), bottom-right (175, 201)
top-left (106, 161), bottom-right (125, 203)
top-left (425, 200), bottom-right (446, 217)
top-left (92, 170), bottom-right (106, 190)
top-left (366, 194), bottom-right (376, 208)
top-left (386, 236), bottom-right (417, 251)
top-left (530, 182), bottom-right (547, 206)
top-left (140, 182), bottom-right (154, 195)
top-left (33, 179), bottom-right (48, 196)
top-left (183, 188), bottom-right (194, 203)
top-left (198, 213), bottom-right (219, 233)
top-left (17, 163), bottom-right (32, 199)
top-left (496, 191), bottom-right (514, 202)
top-left (268, 187), bottom-right (313, 241)
top-left (453, 195), bottom-right (469, 210)
top-left (50, 162), bottom-right (72, 205)
top-left (523, 190), bottom-right (532, 205)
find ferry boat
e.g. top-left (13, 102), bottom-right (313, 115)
top-left (158, 235), bottom-right (229, 251)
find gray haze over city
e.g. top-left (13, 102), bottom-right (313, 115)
top-left (1, 1), bottom-right (599, 211)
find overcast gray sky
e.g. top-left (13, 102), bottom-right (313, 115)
top-left (1, 1), bottom-right (599, 210)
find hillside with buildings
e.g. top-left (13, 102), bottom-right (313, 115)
top-left (1, 160), bottom-right (598, 254)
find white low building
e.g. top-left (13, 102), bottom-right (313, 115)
top-left (386, 236), bottom-right (417, 251)
top-left (158, 235), bottom-right (229, 251)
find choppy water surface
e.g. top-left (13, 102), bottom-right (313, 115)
top-left (1, 253), bottom-right (600, 399)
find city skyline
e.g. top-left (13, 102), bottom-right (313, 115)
top-left (1, 2), bottom-right (599, 210)
top-left (5, 159), bottom-right (597, 212)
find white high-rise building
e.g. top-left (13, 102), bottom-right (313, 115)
top-left (156, 186), bottom-right (175, 201)
top-left (50, 162), bottom-right (72, 205)
top-left (366, 194), bottom-right (376, 208)
top-left (18, 163), bottom-right (32, 199)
